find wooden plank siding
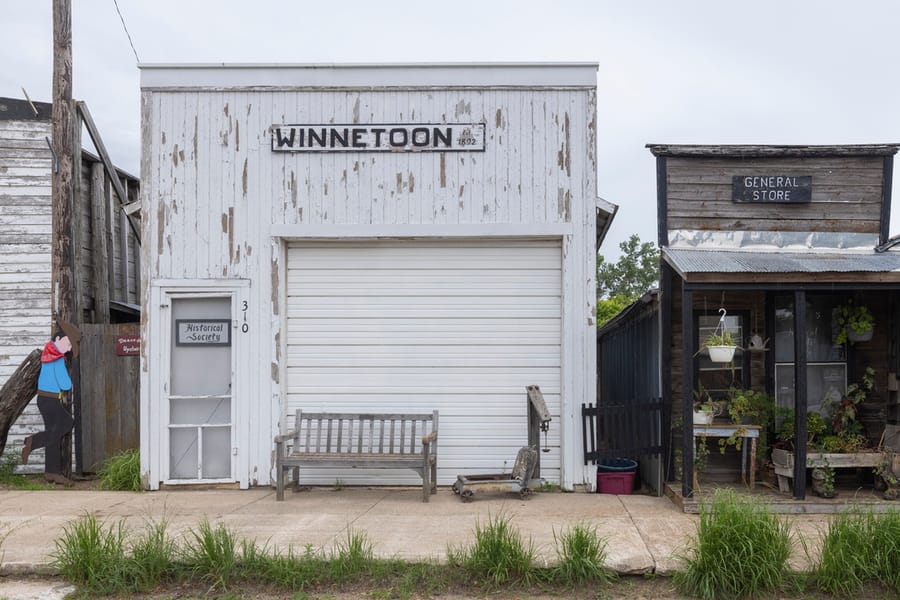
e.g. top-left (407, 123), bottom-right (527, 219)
top-left (1, 106), bottom-right (140, 473)
top-left (665, 156), bottom-right (884, 234)
top-left (140, 66), bottom-right (600, 490)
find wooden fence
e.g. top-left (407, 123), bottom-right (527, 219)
top-left (79, 323), bottom-right (139, 472)
top-left (581, 397), bottom-right (670, 464)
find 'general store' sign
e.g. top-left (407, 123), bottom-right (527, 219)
top-left (732, 175), bottom-right (812, 203)
top-left (271, 123), bottom-right (485, 153)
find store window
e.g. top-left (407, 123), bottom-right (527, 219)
top-left (774, 295), bottom-right (846, 418)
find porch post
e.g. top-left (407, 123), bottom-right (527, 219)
top-left (793, 290), bottom-right (808, 499)
top-left (660, 262), bottom-right (673, 482)
top-left (681, 288), bottom-right (694, 498)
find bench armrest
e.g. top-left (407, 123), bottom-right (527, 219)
top-left (274, 429), bottom-right (298, 444)
top-left (421, 431), bottom-right (437, 446)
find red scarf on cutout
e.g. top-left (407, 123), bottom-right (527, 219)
top-left (41, 341), bottom-right (66, 363)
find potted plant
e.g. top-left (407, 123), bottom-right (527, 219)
top-left (727, 387), bottom-right (772, 425)
top-left (692, 383), bottom-right (721, 425)
top-left (835, 300), bottom-right (874, 344)
top-left (704, 330), bottom-right (737, 363)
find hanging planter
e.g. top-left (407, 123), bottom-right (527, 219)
top-left (707, 344), bottom-right (736, 363)
top-left (703, 308), bottom-right (737, 363)
top-left (835, 300), bottom-right (874, 345)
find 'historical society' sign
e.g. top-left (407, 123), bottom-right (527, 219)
top-left (732, 175), bottom-right (812, 203)
top-left (175, 320), bottom-right (231, 346)
top-left (271, 123), bottom-right (485, 153)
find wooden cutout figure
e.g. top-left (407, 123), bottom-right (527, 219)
top-left (21, 318), bottom-right (80, 486)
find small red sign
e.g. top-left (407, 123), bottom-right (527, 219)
top-left (115, 335), bottom-right (140, 356)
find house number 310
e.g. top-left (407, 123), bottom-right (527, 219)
top-left (241, 300), bottom-right (249, 333)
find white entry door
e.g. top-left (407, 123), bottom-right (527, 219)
top-left (166, 296), bottom-right (234, 481)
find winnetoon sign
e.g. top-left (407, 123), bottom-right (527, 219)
top-left (271, 123), bottom-right (485, 153)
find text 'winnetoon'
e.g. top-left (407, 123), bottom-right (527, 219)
top-left (271, 123), bottom-right (485, 153)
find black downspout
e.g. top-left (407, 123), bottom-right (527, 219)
top-left (793, 291), bottom-right (808, 500)
top-left (682, 288), bottom-right (694, 498)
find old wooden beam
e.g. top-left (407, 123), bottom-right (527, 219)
top-left (90, 162), bottom-right (110, 321)
top-left (0, 349), bottom-right (42, 457)
top-left (76, 101), bottom-right (140, 244)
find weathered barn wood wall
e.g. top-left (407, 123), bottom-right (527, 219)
top-left (0, 113), bottom-right (53, 471)
top-left (0, 98), bottom-right (140, 472)
top-left (666, 156), bottom-right (884, 234)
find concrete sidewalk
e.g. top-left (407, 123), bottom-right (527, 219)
top-left (0, 487), bottom-right (828, 577)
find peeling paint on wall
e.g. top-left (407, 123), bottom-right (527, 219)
top-left (352, 97), bottom-right (360, 123)
top-left (409, 172), bottom-right (415, 193)
top-left (242, 158), bottom-right (248, 198)
top-left (193, 116), bottom-right (198, 159)
top-left (439, 154), bottom-right (446, 188)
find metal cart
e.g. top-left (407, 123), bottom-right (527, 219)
top-left (452, 446), bottom-right (538, 502)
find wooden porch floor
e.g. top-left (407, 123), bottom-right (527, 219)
top-left (665, 479), bottom-right (899, 514)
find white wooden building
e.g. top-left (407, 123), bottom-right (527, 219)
top-left (0, 96), bottom-right (141, 473)
top-left (139, 63), bottom-right (615, 490)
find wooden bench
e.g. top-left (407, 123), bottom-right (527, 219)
top-left (274, 410), bottom-right (438, 501)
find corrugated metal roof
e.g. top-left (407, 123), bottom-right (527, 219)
top-left (646, 144), bottom-right (900, 158)
top-left (664, 248), bottom-right (900, 274)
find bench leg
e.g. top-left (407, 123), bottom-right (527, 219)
top-left (292, 466), bottom-right (300, 492)
top-left (777, 473), bottom-right (792, 494)
top-left (276, 463), bottom-right (285, 501)
top-left (431, 460), bottom-right (437, 495)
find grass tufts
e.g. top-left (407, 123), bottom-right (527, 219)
top-left (97, 449), bottom-right (142, 491)
top-left (51, 513), bottom-right (135, 594)
top-left (552, 521), bottom-right (615, 586)
top-left (182, 519), bottom-right (239, 591)
top-left (448, 512), bottom-right (537, 587)
top-left (329, 527), bottom-right (374, 580)
top-left (674, 489), bottom-right (792, 600)
top-left (0, 451), bottom-right (51, 490)
top-left (129, 518), bottom-right (176, 590)
top-left (812, 509), bottom-right (900, 595)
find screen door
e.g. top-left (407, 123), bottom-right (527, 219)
top-left (167, 296), bottom-right (233, 480)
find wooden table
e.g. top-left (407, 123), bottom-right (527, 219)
top-left (693, 424), bottom-right (761, 488)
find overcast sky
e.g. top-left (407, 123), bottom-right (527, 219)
top-left (4, 1), bottom-right (900, 257)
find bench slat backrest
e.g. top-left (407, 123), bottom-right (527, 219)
top-left (291, 411), bottom-right (437, 456)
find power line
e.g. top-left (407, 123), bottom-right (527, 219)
top-left (112, 0), bottom-right (140, 63)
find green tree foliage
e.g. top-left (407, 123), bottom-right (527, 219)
top-left (596, 235), bottom-right (659, 327)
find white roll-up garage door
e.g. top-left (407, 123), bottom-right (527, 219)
top-left (285, 240), bottom-right (561, 485)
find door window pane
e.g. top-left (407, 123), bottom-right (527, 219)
top-left (171, 398), bottom-right (231, 425)
top-left (170, 428), bottom-right (198, 479)
top-left (171, 298), bottom-right (231, 396)
top-left (202, 427), bottom-right (231, 479)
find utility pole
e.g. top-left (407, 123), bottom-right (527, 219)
top-left (51, 0), bottom-right (77, 480)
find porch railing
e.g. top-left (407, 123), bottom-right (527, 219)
top-left (582, 397), bottom-right (670, 464)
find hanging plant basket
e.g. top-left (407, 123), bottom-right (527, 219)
top-left (707, 345), bottom-right (736, 363)
top-left (847, 326), bottom-right (874, 343)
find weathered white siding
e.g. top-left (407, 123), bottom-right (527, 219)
top-left (0, 117), bottom-right (53, 469)
top-left (141, 64), bottom-right (599, 490)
